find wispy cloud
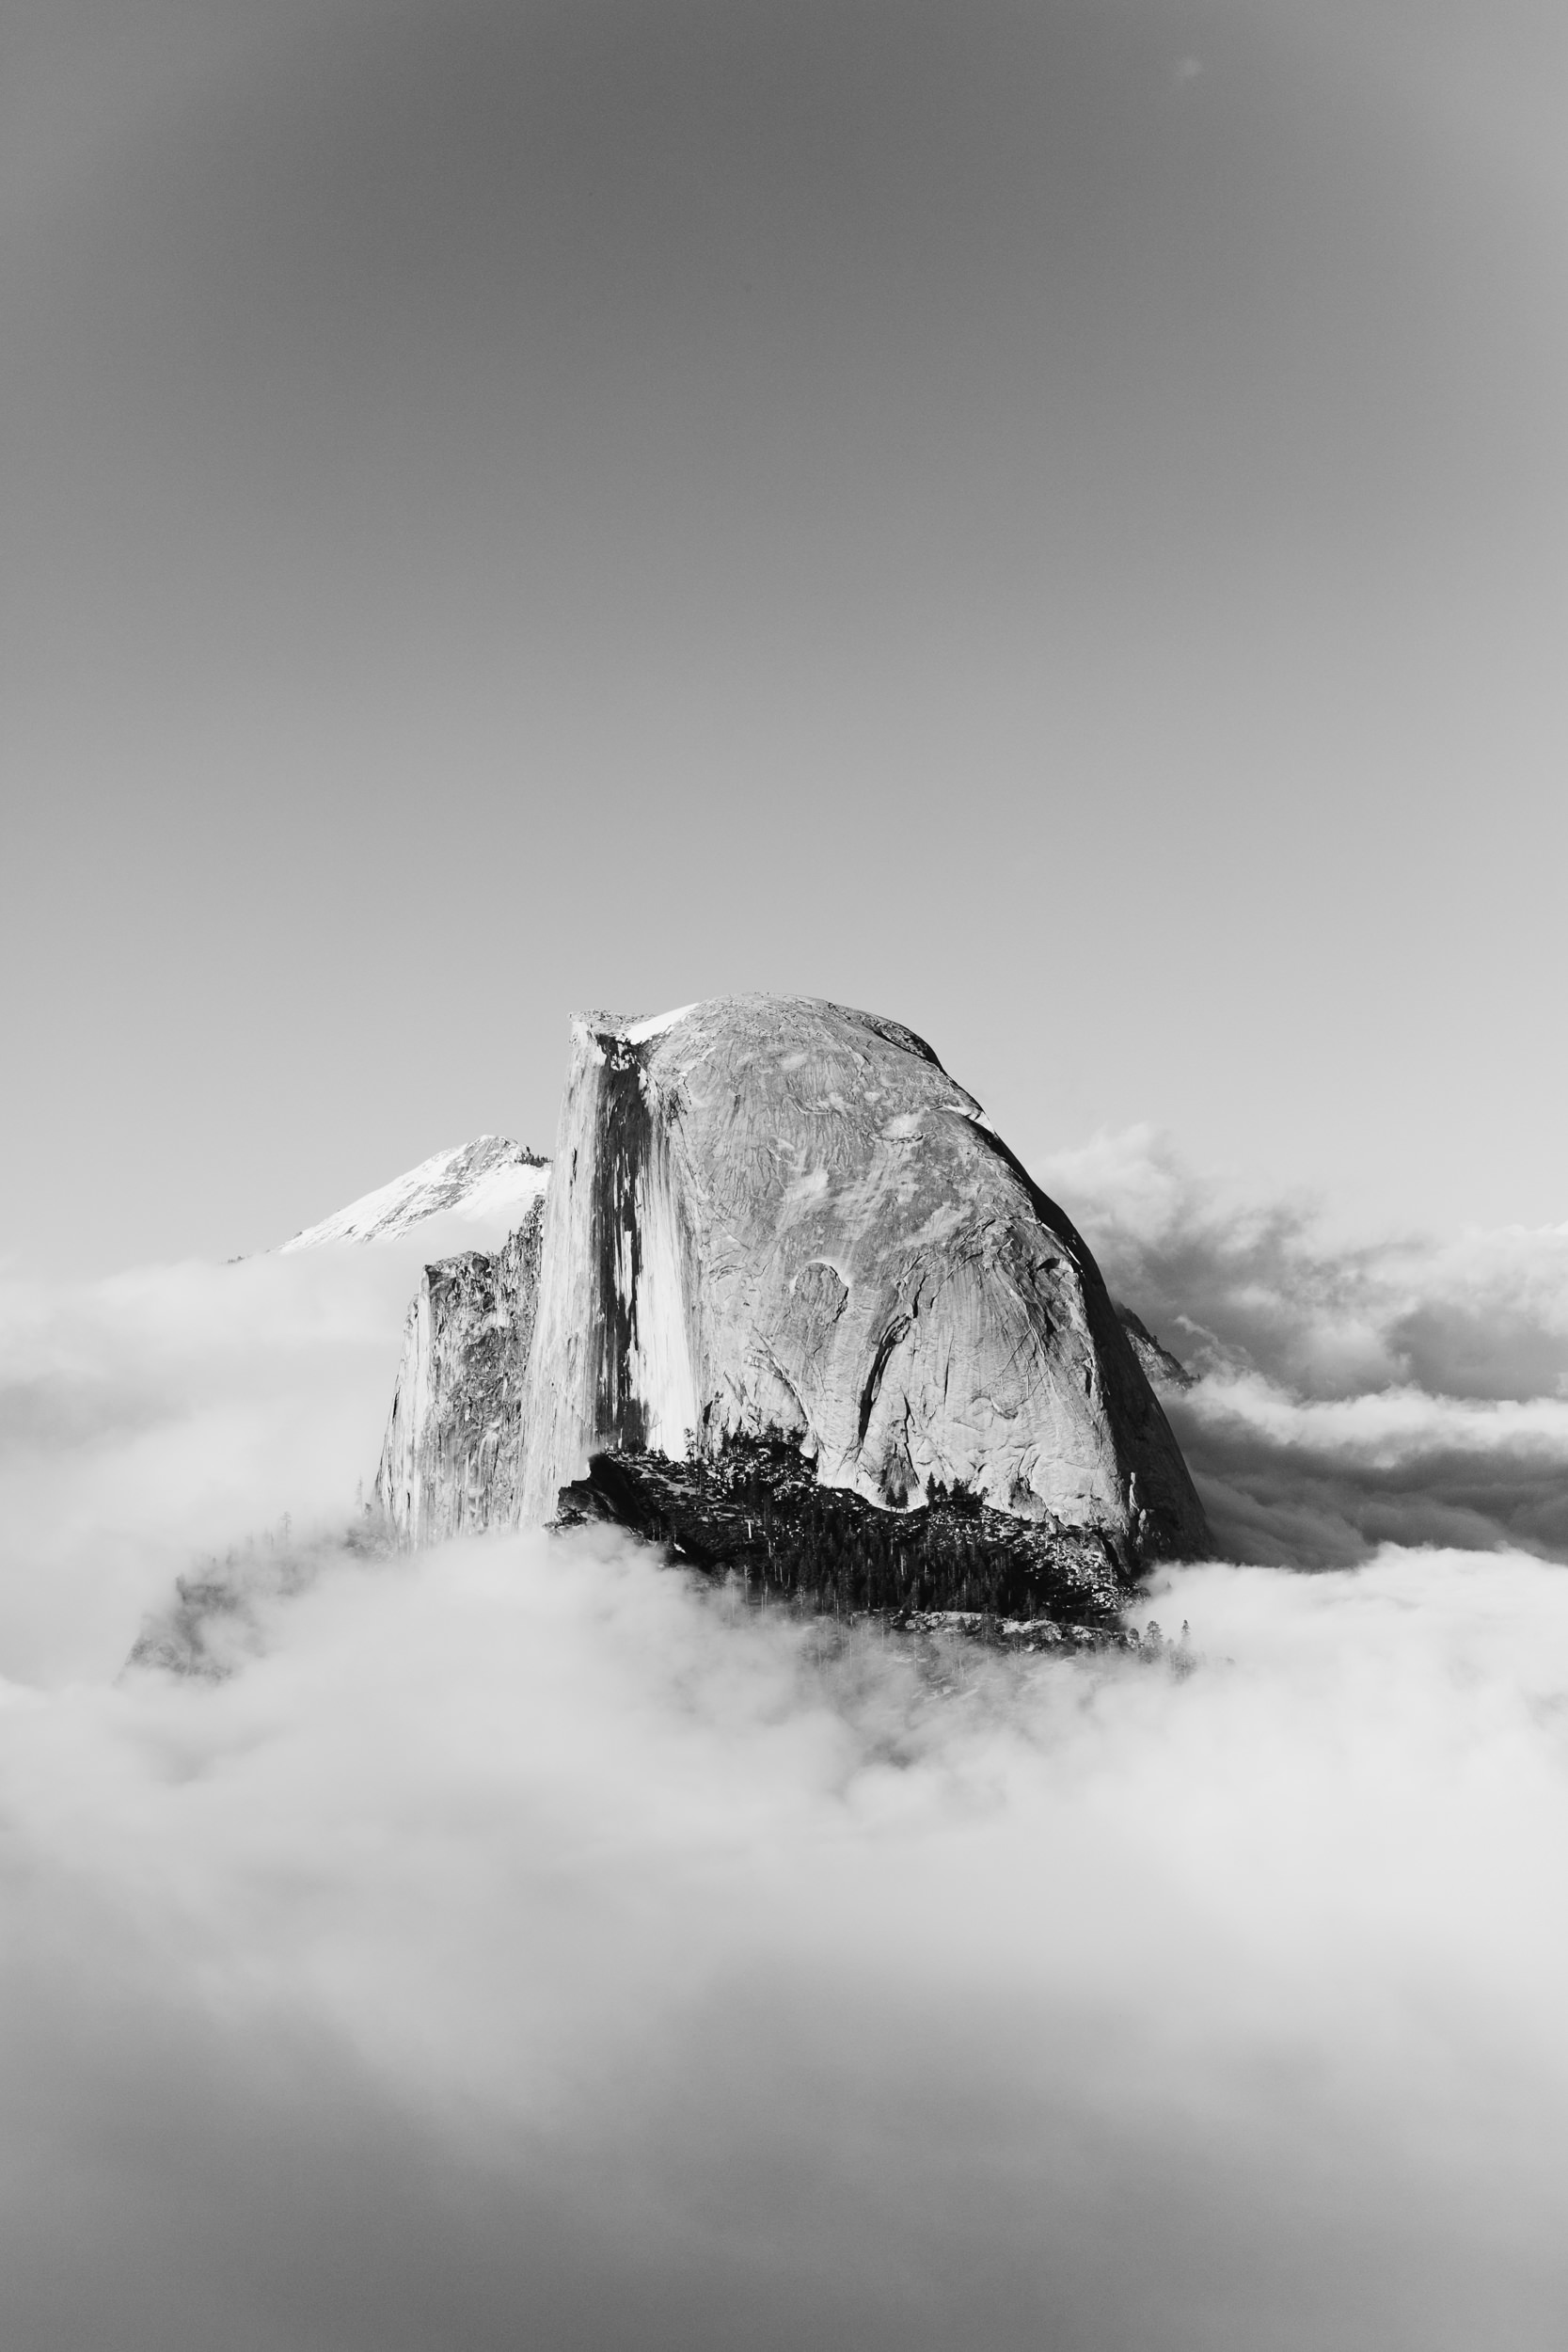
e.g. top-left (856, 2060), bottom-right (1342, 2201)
top-left (0, 1244), bottom-right (419, 1677)
top-left (1046, 1127), bottom-right (1568, 1564)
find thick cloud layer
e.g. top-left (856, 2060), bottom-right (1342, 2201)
top-left (3, 1194), bottom-right (1568, 2348)
top-left (5, 1531), bottom-right (1568, 2349)
top-left (1046, 1128), bottom-right (1568, 1565)
top-left (0, 1234), bottom-right (444, 1678)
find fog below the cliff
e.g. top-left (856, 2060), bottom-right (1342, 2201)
top-left (1043, 1128), bottom-right (1568, 1570)
top-left (4, 1150), bottom-right (1568, 2350)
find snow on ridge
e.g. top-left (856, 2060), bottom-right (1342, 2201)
top-left (282, 1136), bottom-right (548, 1251)
top-left (622, 1003), bottom-right (698, 1045)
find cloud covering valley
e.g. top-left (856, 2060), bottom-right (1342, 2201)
top-left (1047, 1128), bottom-right (1568, 1567)
top-left (3, 1144), bottom-right (1568, 2348)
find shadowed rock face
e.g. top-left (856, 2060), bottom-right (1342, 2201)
top-left (517, 997), bottom-right (1210, 1566)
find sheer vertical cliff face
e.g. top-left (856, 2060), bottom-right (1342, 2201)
top-left (376, 1196), bottom-right (545, 1547)
top-left (517, 998), bottom-right (1209, 1563)
top-left (517, 1014), bottom-right (700, 1524)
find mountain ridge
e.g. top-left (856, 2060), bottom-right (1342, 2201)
top-left (281, 1135), bottom-right (547, 1250)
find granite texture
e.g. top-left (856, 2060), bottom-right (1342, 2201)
top-left (515, 996), bottom-right (1210, 1567)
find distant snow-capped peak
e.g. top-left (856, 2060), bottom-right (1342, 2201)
top-left (282, 1136), bottom-right (548, 1250)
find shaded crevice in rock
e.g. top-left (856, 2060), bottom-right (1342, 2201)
top-left (590, 1034), bottom-right (653, 1451)
top-left (858, 1311), bottom-right (914, 1448)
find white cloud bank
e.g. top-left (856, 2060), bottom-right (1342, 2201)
top-left (2, 1174), bottom-right (1568, 2348)
top-left (1046, 1126), bottom-right (1568, 1565)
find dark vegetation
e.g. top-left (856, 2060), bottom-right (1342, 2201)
top-left (125, 1516), bottom-right (381, 1679)
top-left (129, 1454), bottom-right (1193, 1680)
top-left (557, 1433), bottom-right (1132, 1633)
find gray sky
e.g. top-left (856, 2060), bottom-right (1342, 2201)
top-left (3, 0), bottom-right (1564, 1271)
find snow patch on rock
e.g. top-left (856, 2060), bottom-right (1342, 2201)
top-left (282, 1136), bottom-right (547, 1251)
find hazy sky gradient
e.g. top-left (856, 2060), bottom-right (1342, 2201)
top-left (3, 0), bottom-right (1564, 1269)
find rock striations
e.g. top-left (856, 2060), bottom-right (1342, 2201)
top-left (372, 997), bottom-right (1210, 1618)
top-left (376, 1197), bottom-right (545, 1546)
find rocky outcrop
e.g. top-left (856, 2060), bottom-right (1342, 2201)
top-left (375, 1197), bottom-right (545, 1546)
top-left (516, 997), bottom-right (1210, 1570)
top-left (1116, 1305), bottom-right (1195, 1391)
top-left (558, 1434), bottom-right (1133, 1627)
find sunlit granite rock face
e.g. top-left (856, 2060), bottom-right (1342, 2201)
top-left (375, 1196), bottom-right (545, 1546)
top-left (516, 997), bottom-right (1210, 1570)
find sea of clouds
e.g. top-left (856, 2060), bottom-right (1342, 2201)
top-left (1043, 1126), bottom-right (1568, 1567)
top-left (3, 1140), bottom-right (1568, 2350)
